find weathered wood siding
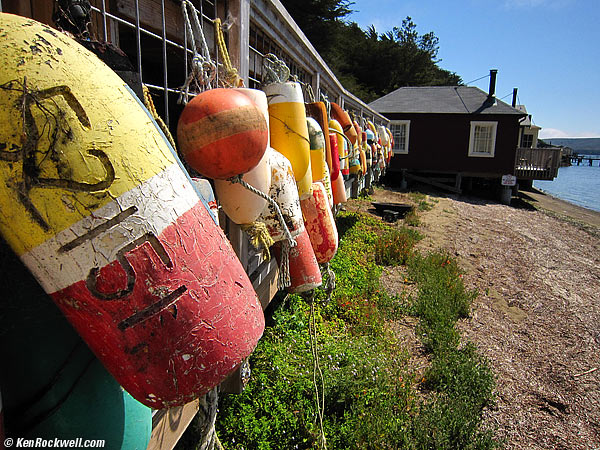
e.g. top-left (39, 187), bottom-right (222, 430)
top-left (386, 112), bottom-right (521, 176)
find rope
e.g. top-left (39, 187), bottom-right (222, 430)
top-left (303, 290), bottom-right (328, 449)
top-left (306, 83), bottom-right (316, 103)
top-left (179, 0), bottom-right (216, 104)
top-left (241, 222), bottom-right (274, 261)
top-left (195, 387), bottom-right (220, 450)
top-left (142, 85), bottom-right (177, 150)
top-left (214, 17), bottom-right (243, 87)
top-left (322, 263), bottom-right (336, 305)
top-left (228, 174), bottom-right (296, 288)
top-left (262, 53), bottom-right (290, 86)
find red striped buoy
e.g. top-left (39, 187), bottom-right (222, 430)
top-left (177, 88), bottom-right (268, 179)
top-left (301, 182), bottom-right (338, 263)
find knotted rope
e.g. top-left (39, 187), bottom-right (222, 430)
top-left (214, 17), bottom-right (243, 87)
top-left (228, 174), bottom-right (296, 288)
top-left (262, 53), bottom-right (290, 86)
top-left (240, 222), bottom-right (274, 261)
top-left (179, 0), bottom-right (216, 104)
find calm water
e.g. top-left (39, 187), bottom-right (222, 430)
top-left (534, 162), bottom-right (600, 213)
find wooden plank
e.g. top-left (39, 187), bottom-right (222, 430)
top-left (147, 400), bottom-right (200, 450)
top-left (113, 0), bottom-right (216, 49)
top-left (2, 0), bottom-right (32, 17)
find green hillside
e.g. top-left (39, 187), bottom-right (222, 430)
top-left (543, 138), bottom-right (600, 154)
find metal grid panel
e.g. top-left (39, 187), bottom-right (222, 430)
top-left (248, 21), bottom-right (313, 89)
top-left (88, 0), bottom-right (219, 128)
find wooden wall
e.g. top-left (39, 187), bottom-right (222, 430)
top-left (387, 112), bottom-right (521, 176)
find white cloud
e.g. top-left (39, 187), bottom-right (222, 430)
top-left (539, 128), bottom-right (570, 138)
top-left (539, 128), bottom-right (600, 139)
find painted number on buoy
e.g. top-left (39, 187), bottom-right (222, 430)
top-left (0, 80), bottom-right (115, 230)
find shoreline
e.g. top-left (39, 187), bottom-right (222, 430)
top-left (361, 186), bottom-right (600, 449)
top-left (517, 187), bottom-right (600, 230)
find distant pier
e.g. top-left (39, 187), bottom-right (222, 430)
top-left (570, 154), bottom-right (600, 166)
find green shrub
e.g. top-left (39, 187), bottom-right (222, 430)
top-left (212, 211), bottom-right (497, 450)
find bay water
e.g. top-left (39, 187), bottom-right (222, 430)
top-left (533, 160), bottom-right (600, 213)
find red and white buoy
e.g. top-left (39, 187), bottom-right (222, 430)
top-left (301, 182), bottom-right (338, 264)
top-left (275, 227), bottom-right (322, 294)
top-left (0, 14), bottom-right (265, 410)
top-left (256, 148), bottom-right (304, 242)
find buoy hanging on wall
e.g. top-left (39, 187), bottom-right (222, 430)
top-left (306, 118), bottom-right (333, 207)
top-left (0, 13), bottom-right (264, 409)
top-left (263, 82), bottom-right (311, 186)
top-left (328, 134), bottom-right (347, 205)
top-left (190, 178), bottom-right (219, 224)
top-left (330, 119), bottom-right (349, 176)
top-left (177, 88), bottom-right (268, 179)
top-left (301, 182), bottom-right (338, 263)
top-left (305, 102), bottom-right (333, 172)
top-left (330, 102), bottom-right (357, 145)
top-left (213, 88), bottom-right (271, 224)
top-left (275, 228), bottom-right (322, 294)
top-left (256, 148), bottom-right (304, 242)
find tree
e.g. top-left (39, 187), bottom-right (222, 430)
top-left (279, 2), bottom-right (462, 103)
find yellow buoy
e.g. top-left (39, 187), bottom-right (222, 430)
top-left (263, 82), bottom-right (310, 185)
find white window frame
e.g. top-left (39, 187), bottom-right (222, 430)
top-left (391, 120), bottom-right (410, 154)
top-left (468, 121), bottom-right (497, 158)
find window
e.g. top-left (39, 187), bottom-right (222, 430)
top-left (521, 133), bottom-right (533, 148)
top-left (391, 120), bottom-right (410, 154)
top-left (468, 121), bottom-right (497, 157)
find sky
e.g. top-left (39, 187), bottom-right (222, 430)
top-left (346, 0), bottom-right (600, 139)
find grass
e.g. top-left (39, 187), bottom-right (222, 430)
top-left (191, 209), bottom-right (497, 450)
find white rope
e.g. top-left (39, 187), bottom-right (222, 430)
top-left (179, 0), bottom-right (216, 104)
top-left (262, 53), bottom-right (290, 86)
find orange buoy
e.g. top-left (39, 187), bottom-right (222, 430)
top-left (213, 88), bottom-right (271, 224)
top-left (177, 88), bottom-right (268, 179)
top-left (275, 228), bottom-right (322, 294)
top-left (330, 102), bottom-right (357, 145)
top-left (301, 182), bottom-right (338, 263)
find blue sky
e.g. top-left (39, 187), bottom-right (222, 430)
top-left (346, 0), bottom-right (600, 138)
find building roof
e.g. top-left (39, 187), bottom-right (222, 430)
top-left (515, 105), bottom-right (541, 129)
top-left (369, 86), bottom-right (526, 116)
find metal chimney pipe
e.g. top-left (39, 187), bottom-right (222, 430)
top-left (488, 69), bottom-right (498, 100)
top-left (512, 88), bottom-right (518, 107)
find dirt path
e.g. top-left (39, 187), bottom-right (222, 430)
top-left (350, 187), bottom-right (600, 449)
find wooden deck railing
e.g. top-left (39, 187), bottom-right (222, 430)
top-left (514, 147), bottom-right (561, 180)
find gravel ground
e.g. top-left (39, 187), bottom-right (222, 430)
top-left (347, 186), bottom-right (600, 449)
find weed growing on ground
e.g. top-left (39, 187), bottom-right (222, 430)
top-left (213, 211), bottom-right (497, 450)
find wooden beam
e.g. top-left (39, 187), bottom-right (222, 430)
top-left (405, 173), bottom-right (462, 194)
top-left (147, 400), bottom-right (200, 450)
